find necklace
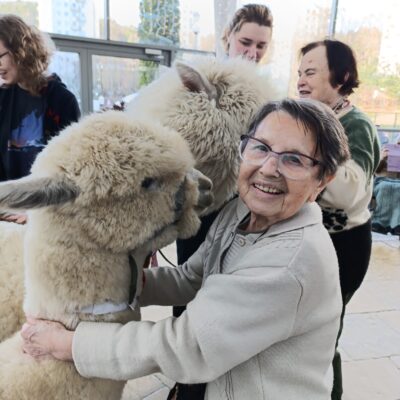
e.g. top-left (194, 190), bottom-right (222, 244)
top-left (332, 97), bottom-right (350, 114)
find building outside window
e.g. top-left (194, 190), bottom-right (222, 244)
top-left (1, 0), bottom-right (399, 127)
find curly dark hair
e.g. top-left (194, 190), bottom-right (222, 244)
top-left (0, 14), bottom-right (53, 96)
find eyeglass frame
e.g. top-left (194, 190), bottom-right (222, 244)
top-left (239, 134), bottom-right (322, 180)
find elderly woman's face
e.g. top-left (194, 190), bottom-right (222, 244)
top-left (228, 22), bottom-right (271, 63)
top-left (238, 111), bottom-right (326, 231)
top-left (0, 40), bottom-right (18, 86)
top-left (297, 45), bottom-right (341, 108)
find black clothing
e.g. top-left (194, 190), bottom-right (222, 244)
top-left (0, 74), bottom-right (80, 181)
top-left (330, 219), bottom-right (372, 400)
top-left (171, 209), bottom-right (220, 400)
top-left (176, 210), bottom-right (221, 265)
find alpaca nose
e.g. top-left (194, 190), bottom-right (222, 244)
top-left (188, 168), bottom-right (214, 214)
top-left (174, 180), bottom-right (186, 217)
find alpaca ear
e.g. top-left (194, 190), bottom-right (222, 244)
top-left (175, 62), bottom-right (218, 102)
top-left (0, 176), bottom-right (79, 210)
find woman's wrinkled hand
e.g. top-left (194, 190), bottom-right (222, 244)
top-left (20, 317), bottom-right (74, 362)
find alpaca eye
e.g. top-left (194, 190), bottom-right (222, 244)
top-left (141, 177), bottom-right (159, 191)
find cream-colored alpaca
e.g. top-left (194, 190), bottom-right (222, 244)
top-left (0, 58), bottom-right (277, 343)
top-left (0, 110), bottom-right (212, 400)
top-left (127, 57), bottom-right (277, 212)
top-left (0, 222), bottom-right (25, 342)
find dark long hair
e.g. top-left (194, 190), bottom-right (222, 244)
top-left (300, 39), bottom-right (360, 96)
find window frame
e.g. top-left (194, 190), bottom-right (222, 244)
top-left (52, 34), bottom-right (174, 114)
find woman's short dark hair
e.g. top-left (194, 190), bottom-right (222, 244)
top-left (247, 98), bottom-right (350, 180)
top-left (300, 39), bottom-right (360, 96)
top-left (0, 14), bottom-right (54, 95)
top-left (222, 4), bottom-right (273, 53)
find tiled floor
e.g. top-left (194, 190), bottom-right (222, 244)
top-left (124, 233), bottom-right (400, 400)
top-left (341, 233), bottom-right (400, 400)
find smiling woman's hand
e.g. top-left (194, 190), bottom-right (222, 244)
top-left (21, 317), bottom-right (74, 362)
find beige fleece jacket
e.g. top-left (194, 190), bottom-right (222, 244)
top-left (73, 199), bottom-right (341, 400)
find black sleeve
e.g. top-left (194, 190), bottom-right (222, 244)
top-left (59, 91), bottom-right (81, 130)
top-left (44, 85), bottom-right (81, 141)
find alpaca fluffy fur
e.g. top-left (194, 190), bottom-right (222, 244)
top-left (0, 57), bottom-right (276, 399)
top-left (0, 110), bottom-right (212, 399)
top-left (0, 222), bottom-right (25, 342)
top-left (126, 57), bottom-right (277, 211)
top-left (0, 57), bottom-right (277, 342)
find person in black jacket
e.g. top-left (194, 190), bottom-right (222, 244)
top-left (0, 14), bottom-right (80, 223)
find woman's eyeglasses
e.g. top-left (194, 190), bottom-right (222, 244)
top-left (239, 135), bottom-right (321, 180)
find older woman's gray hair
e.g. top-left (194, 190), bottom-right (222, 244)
top-left (246, 98), bottom-right (350, 180)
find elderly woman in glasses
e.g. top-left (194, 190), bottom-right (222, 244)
top-left (22, 99), bottom-right (350, 400)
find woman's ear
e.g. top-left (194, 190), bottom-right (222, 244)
top-left (307, 174), bottom-right (335, 202)
top-left (337, 72), bottom-right (350, 90)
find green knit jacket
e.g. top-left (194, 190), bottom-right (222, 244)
top-left (318, 107), bottom-right (380, 233)
top-left (340, 107), bottom-right (381, 180)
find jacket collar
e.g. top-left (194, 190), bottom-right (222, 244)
top-left (235, 197), bottom-right (322, 239)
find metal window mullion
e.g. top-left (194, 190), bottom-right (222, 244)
top-left (81, 49), bottom-right (91, 115)
top-left (105, 0), bottom-right (110, 41)
top-left (328, 0), bottom-right (339, 37)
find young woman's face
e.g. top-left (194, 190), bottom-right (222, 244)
top-left (0, 40), bottom-right (18, 86)
top-left (227, 22), bottom-right (272, 63)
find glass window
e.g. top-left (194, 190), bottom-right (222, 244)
top-left (0, 0), bottom-right (39, 26)
top-left (0, 0), bottom-right (106, 39)
top-left (335, 0), bottom-right (400, 128)
top-left (109, 0), bottom-right (215, 51)
top-left (109, 0), bottom-right (139, 42)
top-left (91, 55), bottom-right (162, 111)
top-left (174, 49), bottom-right (215, 63)
top-left (179, 0), bottom-right (215, 51)
top-left (48, 51), bottom-right (82, 110)
top-left (109, 0), bottom-right (180, 47)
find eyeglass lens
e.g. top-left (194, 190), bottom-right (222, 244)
top-left (239, 136), bottom-right (316, 180)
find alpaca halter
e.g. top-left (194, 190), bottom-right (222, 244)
top-left (79, 252), bottom-right (149, 316)
top-left (80, 301), bottom-right (130, 316)
top-left (79, 179), bottom-right (186, 316)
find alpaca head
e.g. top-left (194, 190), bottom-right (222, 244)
top-left (0, 111), bottom-right (213, 252)
top-left (127, 57), bottom-right (277, 211)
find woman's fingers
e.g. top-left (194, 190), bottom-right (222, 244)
top-left (22, 343), bottom-right (45, 357)
top-left (20, 319), bottom-right (74, 362)
top-left (21, 321), bottom-right (55, 353)
top-left (22, 343), bottom-right (54, 361)
top-left (20, 323), bottom-right (36, 342)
